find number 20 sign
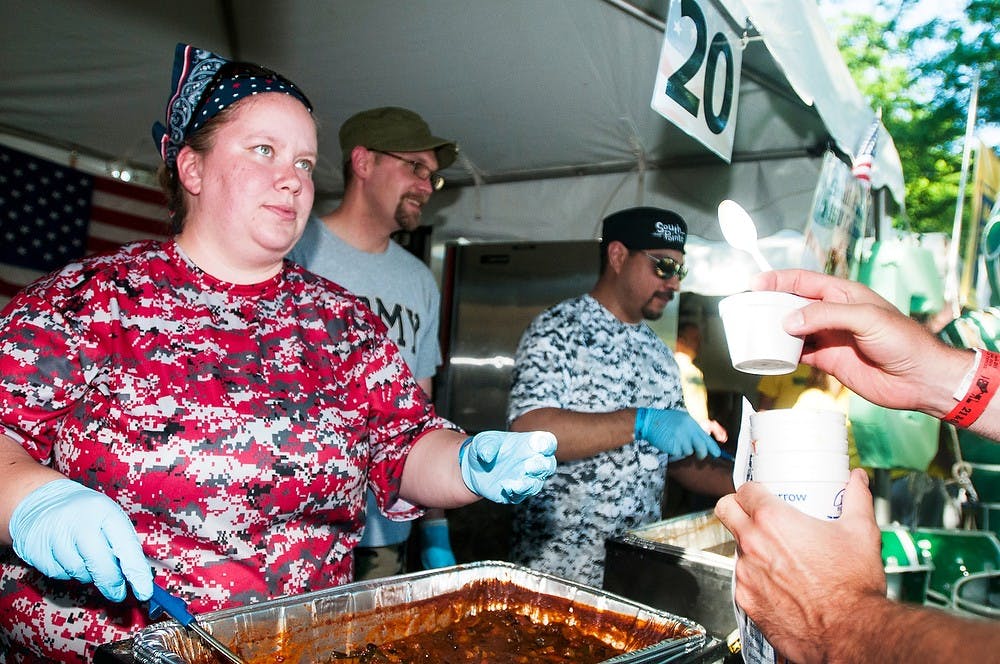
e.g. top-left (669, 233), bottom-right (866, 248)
top-left (651, 0), bottom-right (743, 163)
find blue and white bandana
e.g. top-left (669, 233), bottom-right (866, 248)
top-left (151, 43), bottom-right (312, 167)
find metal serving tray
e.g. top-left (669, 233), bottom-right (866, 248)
top-left (604, 510), bottom-right (737, 640)
top-left (133, 560), bottom-right (707, 664)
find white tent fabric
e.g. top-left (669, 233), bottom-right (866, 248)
top-left (744, 0), bottom-right (904, 202)
top-left (0, 0), bottom-right (901, 251)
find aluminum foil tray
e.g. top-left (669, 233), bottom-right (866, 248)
top-left (623, 510), bottom-right (736, 570)
top-left (133, 560), bottom-right (707, 664)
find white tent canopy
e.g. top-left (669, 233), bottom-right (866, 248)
top-left (1, 0), bottom-right (902, 254)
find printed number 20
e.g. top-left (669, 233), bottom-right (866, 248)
top-left (665, 0), bottom-right (734, 135)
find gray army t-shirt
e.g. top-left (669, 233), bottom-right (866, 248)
top-left (288, 215), bottom-right (442, 546)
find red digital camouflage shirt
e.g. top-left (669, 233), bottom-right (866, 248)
top-left (0, 240), bottom-right (457, 663)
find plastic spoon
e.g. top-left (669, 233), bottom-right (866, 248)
top-left (149, 583), bottom-right (246, 664)
top-left (717, 200), bottom-right (773, 272)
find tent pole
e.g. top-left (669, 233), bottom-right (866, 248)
top-left (945, 72), bottom-right (980, 317)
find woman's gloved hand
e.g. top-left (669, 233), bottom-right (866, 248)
top-left (634, 407), bottom-right (722, 461)
top-left (459, 431), bottom-right (557, 504)
top-left (9, 478), bottom-right (153, 602)
top-left (419, 517), bottom-right (457, 569)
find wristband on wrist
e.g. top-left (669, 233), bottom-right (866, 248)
top-left (945, 349), bottom-right (1000, 428)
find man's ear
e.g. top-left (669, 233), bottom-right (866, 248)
top-left (606, 240), bottom-right (630, 274)
top-left (349, 145), bottom-right (376, 181)
top-left (175, 146), bottom-right (203, 195)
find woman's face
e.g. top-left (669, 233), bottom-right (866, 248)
top-left (179, 93), bottom-right (317, 272)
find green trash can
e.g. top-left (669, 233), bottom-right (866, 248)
top-left (957, 429), bottom-right (1000, 465)
top-left (882, 527), bottom-right (934, 604)
top-left (969, 463), bottom-right (1000, 504)
top-left (969, 502), bottom-right (1000, 540)
top-left (911, 528), bottom-right (1000, 607)
top-left (952, 570), bottom-right (1000, 619)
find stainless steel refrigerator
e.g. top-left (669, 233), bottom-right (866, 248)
top-left (435, 239), bottom-right (680, 433)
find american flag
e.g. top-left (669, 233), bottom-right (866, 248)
top-left (0, 144), bottom-right (170, 308)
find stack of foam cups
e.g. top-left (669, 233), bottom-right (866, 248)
top-left (750, 408), bottom-right (850, 520)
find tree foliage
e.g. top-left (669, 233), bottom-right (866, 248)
top-left (828, 0), bottom-right (1000, 234)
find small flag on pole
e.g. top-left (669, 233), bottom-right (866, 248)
top-left (852, 109), bottom-right (882, 184)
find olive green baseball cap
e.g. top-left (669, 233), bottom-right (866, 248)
top-left (339, 106), bottom-right (458, 169)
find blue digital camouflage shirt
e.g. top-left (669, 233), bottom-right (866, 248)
top-left (507, 294), bottom-right (684, 586)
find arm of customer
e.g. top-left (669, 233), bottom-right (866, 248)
top-left (754, 269), bottom-right (1000, 441)
top-left (715, 468), bottom-right (1000, 663)
top-left (511, 407), bottom-right (720, 462)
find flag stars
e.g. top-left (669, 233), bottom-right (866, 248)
top-left (2, 145), bottom-right (166, 278)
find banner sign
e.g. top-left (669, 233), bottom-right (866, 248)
top-left (804, 151), bottom-right (872, 280)
top-left (961, 142), bottom-right (1000, 308)
top-left (651, 0), bottom-right (743, 162)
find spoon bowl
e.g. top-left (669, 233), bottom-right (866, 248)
top-left (718, 199), bottom-right (773, 272)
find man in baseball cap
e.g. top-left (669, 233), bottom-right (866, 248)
top-left (596, 206), bottom-right (689, 319)
top-left (288, 108), bottom-right (459, 579)
top-left (506, 205), bottom-right (731, 588)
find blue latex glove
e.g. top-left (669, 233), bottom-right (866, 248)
top-left (9, 478), bottom-right (154, 602)
top-left (634, 407), bottom-right (722, 461)
top-left (459, 430), bottom-right (557, 504)
top-left (419, 517), bottom-right (457, 569)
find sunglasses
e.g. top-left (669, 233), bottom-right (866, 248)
top-left (371, 150), bottom-right (445, 191)
top-left (187, 61), bottom-right (314, 136)
top-left (642, 252), bottom-right (688, 281)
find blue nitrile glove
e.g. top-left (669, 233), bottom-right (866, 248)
top-left (9, 478), bottom-right (154, 602)
top-left (458, 430), bottom-right (557, 504)
top-left (420, 517), bottom-right (457, 569)
top-left (634, 407), bottom-right (722, 461)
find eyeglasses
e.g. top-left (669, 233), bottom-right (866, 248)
top-left (371, 150), bottom-right (445, 191)
top-left (187, 61), bottom-right (313, 136)
top-left (642, 252), bottom-right (688, 281)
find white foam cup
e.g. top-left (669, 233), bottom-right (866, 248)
top-left (717, 291), bottom-right (812, 375)
top-left (751, 408), bottom-right (847, 454)
top-left (752, 453), bottom-right (850, 520)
